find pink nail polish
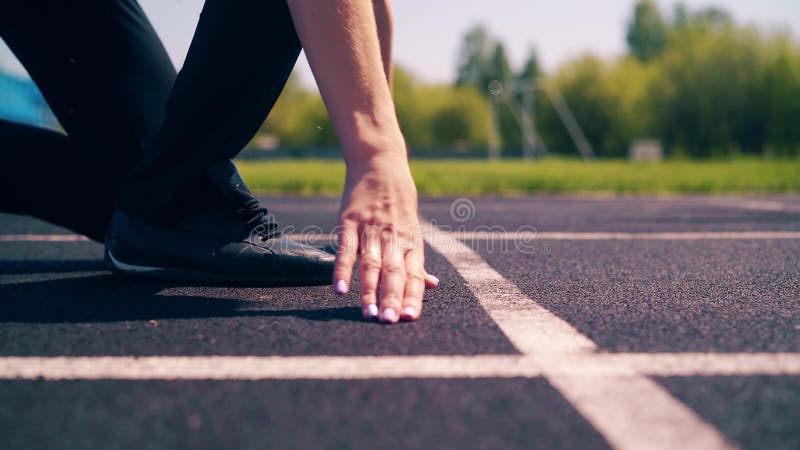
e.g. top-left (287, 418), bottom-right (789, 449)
top-left (401, 306), bottom-right (416, 319)
top-left (334, 280), bottom-right (348, 295)
top-left (363, 304), bottom-right (379, 319)
top-left (380, 307), bottom-right (398, 323)
top-left (430, 276), bottom-right (440, 285)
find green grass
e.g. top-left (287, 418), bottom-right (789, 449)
top-left (234, 157), bottom-right (800, 196)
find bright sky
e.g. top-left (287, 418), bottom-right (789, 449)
top-left (2, 0), bottom-right (799, 88)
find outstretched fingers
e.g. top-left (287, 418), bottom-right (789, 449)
top-left (424, 272), bottom-right (439, 289)
top-left (358, 227), bottom-right (383, 320)
top-left (333, 224), bottom-right (357, 296)
top-left (336, 221), bottom-right (437, 323)
top-left (377, 231), bottom-right (405, 323)
top-left (400, 246), bottom-right (426, 321)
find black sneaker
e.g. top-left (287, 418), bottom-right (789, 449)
top-left (104, 197), bottom-right (334, 286)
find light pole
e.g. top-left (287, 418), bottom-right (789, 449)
top-left (488, 78), bottom-right (595, 161)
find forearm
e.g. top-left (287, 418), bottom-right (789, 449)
top-left (372, 0), bottom-right (393, 88)
top-left (287, 0), bottom-right (404, 165)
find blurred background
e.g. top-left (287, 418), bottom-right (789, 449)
top-left (2, 0), bottom-right (799, 194)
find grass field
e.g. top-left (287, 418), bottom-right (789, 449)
top-left (235, 157), bottom-right (800, 196)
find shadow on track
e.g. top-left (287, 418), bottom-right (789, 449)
top-left (0, 260), bottom-right (105, 274)
top-left (0, 273), bottom-right (362, 324)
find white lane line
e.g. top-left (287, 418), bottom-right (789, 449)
top-left (284, 231), bottom-right (800, 241)
top-left (0, 355), bottom-right (540, 380)
top-left (3, 231), bottom-right (799, 243)
top-left (1, 353), bottom-right (798, 380)
top-left (600, 353), bottom-right (800, 376)
top-left (422, 221), bottom-right (736, 450)
top-left (429, 231), bottom-right (800, 240)
top-left (0, 234), bottom-right (90, 242)
top-left (497, 231), bottom-right (800, 240)
top-left (708, 198), bottom-right (800, 213)
top-left (550, 374), bottom-right (731, 450)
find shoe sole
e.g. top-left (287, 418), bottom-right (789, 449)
top-left (104, 250), bottom-right (332, 287)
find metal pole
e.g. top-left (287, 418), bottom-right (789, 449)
top-left (541, 83), bottom-right (596, 160)
top-left (521, 86), bottom-right (535, 159)
top-left (488, 94), bottom-right (500, 160)
top-left (528, 87), bottom-right (538, 157)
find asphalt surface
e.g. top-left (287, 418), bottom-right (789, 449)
top-left (1, 195), bottom-right (799, 450)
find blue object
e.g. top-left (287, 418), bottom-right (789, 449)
top-left (0, 71), bottom-right (57, 128)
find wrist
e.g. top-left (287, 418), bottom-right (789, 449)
top-left (345, 142), bottom-right (408, 175)
top-left (341, 114), bottom-right (407, 169)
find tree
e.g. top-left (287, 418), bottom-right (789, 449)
top-left (648, 24), bottom-right (765, 156)
top-left (392, 66), bottom-right (430, 146)
top-left (672, 3), bottom-right (690, 28)
top-left (672, 4), bottom-right (732, 32)
top-left (258, 14), bottom-right (800, 158)
top-left (456, 25), bottom-right (511, 96)
top-left (760, 36), bottom-right (800, 155)
top-left (488, 43), bottom-right (512, 85)
top-left (518, 49), bottom-right (542, 81)
top-left (456, 25), bottom-right (494, 91)
top-left (626, 0), bottom-right (668, 62)
top-left (694, 7), bottom-right (732, 28)
top-left (536, 56), bottom-right (623, 156)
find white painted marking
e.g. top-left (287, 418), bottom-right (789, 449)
top-left (3, 231), bottom-right (799, 243)
top-left (548, 374), bottom-right (731, 450)
top-left (507, 231), bottom-right (800, 240)
top-left (709, 198), bottom-right (798, 213)
top-left (601, 353), bottom-right (800, 376)
top-left (2, 223), bottom-right (796, 448)
top-left (734, 200), bottom-right (787, 212)
top-left (427, 231), bottom-right (800, 241)
top-left (0, 234), bottom-right (90, 242)
top-left (422, 221), bottom-right (736, 450)
top-left (285, 233), bottom-right (335, 242)
top-left (152, 231), bottom-right (800, 242)
top-left (0, 355), bottom-right (540, 380)
top-left (256, 231), bottom-right (800, 242)
top-left (0, 353), bottom-right (798, 380)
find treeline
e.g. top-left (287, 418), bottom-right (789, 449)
top-left (257, 1), bottom-right (800, 158)
top-left (256, 67), bottom-right (490, 151)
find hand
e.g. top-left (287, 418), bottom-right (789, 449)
top-left (332, 151), bottom-right (438, 323)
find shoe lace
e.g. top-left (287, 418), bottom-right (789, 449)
top-left (237, 198), bottom-right (281, 241)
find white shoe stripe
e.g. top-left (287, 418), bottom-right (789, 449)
top-left (107, 251), bottom-right (163, 273)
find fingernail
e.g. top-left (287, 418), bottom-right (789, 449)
top-left (334, 280), bottom-right (348, 295)
top-left (430, 276), bottom-right (440, 285)
top-left (380, 307), bottom-right (398, 323)
top-left (401, 306), bottom-right (417, 319)
top-left (363, 304), bottom-right (379, 319)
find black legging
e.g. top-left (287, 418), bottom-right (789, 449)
top-left (0, 0), bottom-right (301, 241)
